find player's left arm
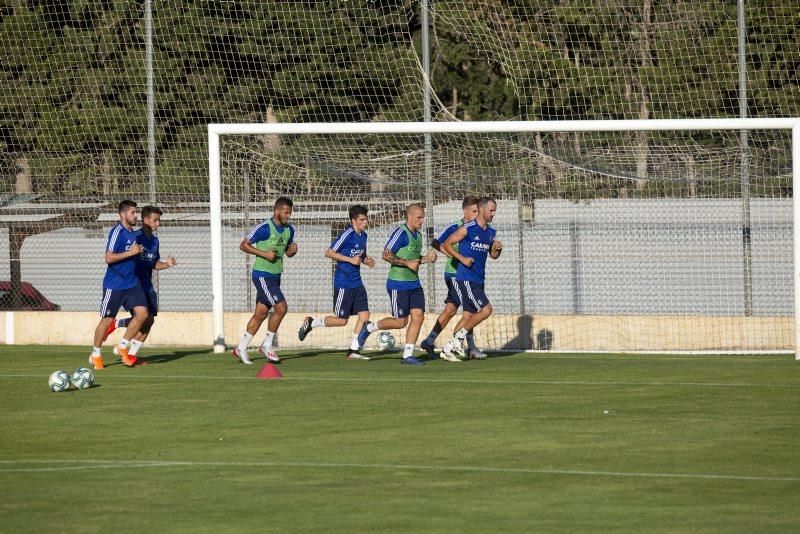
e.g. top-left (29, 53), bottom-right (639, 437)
top-left (285, 226), bottom-right (298, 257)
top-left (154, 257), bottom-right (177, 270)
top-left (420, 249), bottom-right (437, 264)
top-left (490, 231), bottom-right (503, 259)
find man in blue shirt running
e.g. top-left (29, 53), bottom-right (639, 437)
top-left (441, 197), bottom-right (503, 361)
top-left (298, 205), bottom-right (376, 359)
top-left (104, 205), bottom-right (178, 360)
top-left (356, 203), bottom-right (437, 365)
top-left (420, 195), bottom-right (479, 361)
top-left (89, 200), bottom-right (150, 369)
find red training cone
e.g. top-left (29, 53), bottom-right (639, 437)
top-left (256, 363), bottom-right (284, 379)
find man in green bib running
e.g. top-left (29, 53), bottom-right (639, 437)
top-left (232, 197), bottom-right (297, 364)
top-left (357, 203), bottom-right (437, 365)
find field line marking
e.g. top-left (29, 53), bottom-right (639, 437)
top-left (0, 459), bottom-right (797, 482)
top-left (2, 373), bottom-right (799, 389)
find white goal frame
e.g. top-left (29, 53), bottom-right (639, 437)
top-left (209, 119), bottom-right (800, 358)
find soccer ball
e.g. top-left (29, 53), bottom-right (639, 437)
top-left (376, 331), bottom-right (396, 350)
top-left (48, 371), bottom-right (71, 392)
top-left (71, 367), bottom-right (94, 389)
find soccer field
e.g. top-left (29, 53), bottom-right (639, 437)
top-left (1, 346), bottom-right (799, 532)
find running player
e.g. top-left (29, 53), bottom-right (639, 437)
top-left (356, 203), bottom-right (437, 365)
top-left (441, 197), bottom-right (503, 360)
top-left (89, 200), bottom-right (149, 369)
top-left (232, 197), bottom-right (297, 364)
top-left (420, 195), bottom-right (480, 361)
top-left (297, 205), bottom-right (376, 360)
top-left (104, 205), bottom-right (177, 360)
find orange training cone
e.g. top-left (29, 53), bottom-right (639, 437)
top-left (257, 363), bottom-right (284, 379)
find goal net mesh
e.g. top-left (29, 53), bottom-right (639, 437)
top-left (1, 0), bottom-right (796, 350)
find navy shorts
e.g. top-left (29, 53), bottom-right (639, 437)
top-left (388, 287), bottom-right (425, 318)
top-left (453, 280), bottom-right (490, 313)
top-left (333, 285), bottom-right (369, 318)
top-left (252, 274), bottom-right (285, 308)
top-left (443, 277), bottom-right (462, 307)
top-left (100, 285), bottom-right (148, 318)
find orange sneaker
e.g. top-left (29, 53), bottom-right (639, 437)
top-left (89, 354), bottom-right (105, 370)
top-left (101, 320), bottom-right (117, 342)
top-left (117, 346), bottom-right (138, 367)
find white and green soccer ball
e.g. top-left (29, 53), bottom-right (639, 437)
top-left (48, 371), bottom-right (71, 392)
top-left (71, 367), bottom-right (94, 390)
top-left (376, 331), bottom-right (396, 350)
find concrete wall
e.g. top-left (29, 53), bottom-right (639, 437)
top-left (1, 311), bottom-right (791, 352)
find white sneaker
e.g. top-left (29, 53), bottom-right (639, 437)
top-left (441, 340), bottom-right (463, 362)
top-left (232, 347), bottom-right (253, 365)
top-left (259, 346), bottom-right (280, 363)
top-left (346, 350), bottom-right (370, 360)
top-left (450, 337), bottom-right (466, 358)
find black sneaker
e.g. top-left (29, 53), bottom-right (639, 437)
top-left (298, 316), bottom-right (313, 341)
top-left (420, 340), bottom-right (439, 360)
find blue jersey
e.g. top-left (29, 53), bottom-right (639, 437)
top-left (435, 219), bottom-right (464, 279)
top-left (385, 225), bottom-right (422, 291)
top-left (248, 218), bottom-right (295, 279)
top-left (455, 220), bottom-right (496, 283)
top-left (102, 223), bottom-right (140, 290)
top-left (134, 231), bottom-right (160, 292)
top-left (330, 226), bottom-right (367, 289)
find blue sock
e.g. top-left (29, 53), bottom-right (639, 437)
top-left (466, 331), bottom-right (477, 351)
top-left (117, 317), bottom-right (131, 329)
top-left (424, 331), bottom-right (437, 345)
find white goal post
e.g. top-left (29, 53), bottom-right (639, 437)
top-left (209, 119), bottom-right (800, 358)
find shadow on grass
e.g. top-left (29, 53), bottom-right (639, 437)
top-left (106, 348), bottom-right (216, 366)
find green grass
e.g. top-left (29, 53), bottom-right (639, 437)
top-left (1, 346), bottom-right (799, 532)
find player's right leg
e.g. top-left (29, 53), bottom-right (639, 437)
top-left (233, 276), bottom-right (274, 364)
top-left (342, 286), bottom-right (370, 360)
top-left (233, 301), bottom-right (269, 365)
top-left (90, 288), bottom-right (127, 369)
top-left (421, 278), bottom-right (461, 360)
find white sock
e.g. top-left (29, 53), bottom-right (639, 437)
top-left (349, 335), bottom-right (360, 351)
top-left (456, 328), bottom-right (468, 340)
top-left (311, 317), bottom-right (325, 329)
top-left (367, 322), bottom-right (379, 333)
top-left (262, 330), bottom-right (276, 349)
top-left (237, 332), bottom-right (253, 352)
top-left (92, 347), bottom-right (101, 356)
top-left (118, 338), bottom-right (130, 349)
top-left (129, 339), bottom-right (144, 356)
top-left (403, 343), bottom-right (414, 358)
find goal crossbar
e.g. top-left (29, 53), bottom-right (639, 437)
top-left (208, 118), bottom-right (800, 358)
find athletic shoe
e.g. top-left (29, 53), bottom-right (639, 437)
top-left (420, 340), bottom-right (439, 360)
top-left (259, 346), bottom-right (280, 363)
top-left (346, 350), bottom-right (370, 361)
top-left (400, 356), bottom-right (425, 365)
top-left (357, 321), bottom-right (373, 348)
top-left (232, 347), bottom-right (253, 365)
top-left (117, 346), bottom-right (138, 367)
top-left (298, 316), bottom-right (313, 341)
top-left (89, 354), bottom-right (105, 370)
top-left (450, 337), bottom-right (467, 358)
top-left (441, 340), bottom-right (463, 362)
top-left (101, 321), bottom-right (117, 342)
top-left (468, 348), bottom-right (488, 360)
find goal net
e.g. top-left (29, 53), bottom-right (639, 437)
top-left (211, 120), bottom-right (798, 354)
